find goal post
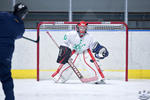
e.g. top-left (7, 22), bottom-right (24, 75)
top-left (36, 21), bottom-right (128, 82)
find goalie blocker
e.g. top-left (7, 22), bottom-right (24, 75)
top-left (57, 45), bottom-right (72, 64)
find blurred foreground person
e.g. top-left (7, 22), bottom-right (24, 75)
top-left (0, 3), bottom-right (28, 100)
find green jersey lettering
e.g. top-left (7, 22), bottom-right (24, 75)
top-left (73, 39), bottom-right (86, 52)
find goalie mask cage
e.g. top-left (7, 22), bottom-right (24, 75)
top-left (37, 21), bottom-right (128, 82)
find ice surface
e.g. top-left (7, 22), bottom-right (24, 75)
top-left (0, 79), bottom-right (150, 100)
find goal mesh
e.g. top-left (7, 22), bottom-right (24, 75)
top-left (37, 21), bottom-right (128, 81)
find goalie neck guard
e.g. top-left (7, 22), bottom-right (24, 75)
top-left (76, 21), bottom-right (88, 37)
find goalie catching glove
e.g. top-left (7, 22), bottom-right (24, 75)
top-left (92, 42), bottom-right (109, 59)
top-left (57, 45), bottom-right (72, 64)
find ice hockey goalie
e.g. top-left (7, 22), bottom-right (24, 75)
top-left (52, 21), bottom-right (109, 84)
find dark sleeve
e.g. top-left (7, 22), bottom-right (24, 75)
top-left (0, 12), bottom-right (25, 40)
top-left (11, 15), bottom-right (25, 39)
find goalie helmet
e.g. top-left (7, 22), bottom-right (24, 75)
top-left (76, 21), bottom-right (88, 37)
top-left (13, 3), bottom-right (28, 19)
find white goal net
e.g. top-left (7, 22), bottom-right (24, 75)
top-left (36, 21), bottom-right (128, 82)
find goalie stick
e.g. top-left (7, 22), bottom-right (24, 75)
top-left (46, 31), bottom-right (98, 83)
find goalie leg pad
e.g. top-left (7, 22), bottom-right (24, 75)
top-left (57, 45), bottom-right (72, 64)
top-left (53, 66), bottom-right (73, 83)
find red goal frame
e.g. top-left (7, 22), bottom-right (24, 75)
top-left (36, 21), bottom-right (128, 81)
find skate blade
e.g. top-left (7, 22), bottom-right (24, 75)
top-left (94, 80), bottom-right (106, 84)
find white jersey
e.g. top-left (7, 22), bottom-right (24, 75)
top-left (62, 31), bottom-right (96, 53)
